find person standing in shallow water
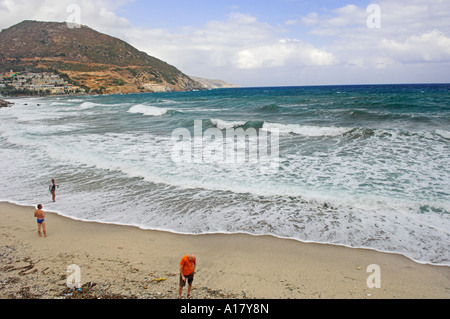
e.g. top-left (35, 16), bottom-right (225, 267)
top-left (49, 179), bottom-right (59, 202)
top-left (34, 204), bottom-right (47, 237)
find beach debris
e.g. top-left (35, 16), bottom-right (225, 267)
top-left (59, 281), bottom-right (135, 299)
top-left (0, 245), bottom-right (240, 300)
top-left (2, 257), bottom-right (40, 276)
top-left (14, 286), bottom-right (39, 299)
top-left (356, 266), bottom-right (362, 270)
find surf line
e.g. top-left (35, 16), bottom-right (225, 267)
top-left (171, 120), bottom-right (280, 171)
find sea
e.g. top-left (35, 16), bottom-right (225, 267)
top-left (1, 84), bottom-right (449, 266)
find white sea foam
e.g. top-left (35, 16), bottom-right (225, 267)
top-left (262, 122), bottom-right (351, 137)
top-left (4, 102), bottom-right (65, 122)
top-left (127, 104), bottom-right (170, 116)
top-left (210, 118), bottom-right (351, 137)
top-left (50, 102), bottom-right (71, 106)
top-left (210, 118), bottom-right (246, 130)
top-left (436, 129), bottom-right (450, 139)
top-left (79, 102), bottom-right (101, 109)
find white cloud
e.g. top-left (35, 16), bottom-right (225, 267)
top-left (300, 12), bottom-right (319, 27)
top-left (116, 12), bottom-right (336, 75)
top-left (233, 39), bottom-right (336, 69)
top-left (381, 30), bottom-right (450, 63)
top-left (300, 0), bottom-right (450, 69)
top-left (302, 4), bottom-right (367, 36)
top-left (0, 0), bottom-right (132, 31)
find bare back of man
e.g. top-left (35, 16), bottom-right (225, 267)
top-left (34, 204), bottom-right (47, 237)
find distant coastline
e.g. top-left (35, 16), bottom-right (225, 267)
top-left (3, 82), bottom-right (449, 99)
top-left (0, 69), bottom-right (239, 98)
top-left (189, 76), bottom-right (240, 89)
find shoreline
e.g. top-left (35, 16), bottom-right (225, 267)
top-left (5, 199), bottom-right (448, 268)
top-left (3, 197), bottom-right (447, 268)
top-left (1, 202), bottom-right (449, 299)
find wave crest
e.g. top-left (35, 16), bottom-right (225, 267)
top-left (436, 129), bottom-right (450, 139)
top-left (79, 102), bottom-right (101, 109)
top-left (210, 118), bottom-right (351, 137)
top-left (127, 104), bottom-right (171, 116)
top-left (210, 118), bottom-right (246, 130)
top-left (262, 122), bottom-right (351, 137)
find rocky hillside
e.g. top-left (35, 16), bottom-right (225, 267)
top-left (0, 20), bottom-right (203, 94)
top-left (190, 76), bottom-right (240, 89)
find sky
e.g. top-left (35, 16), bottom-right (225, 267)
top-left (1, 0), bottom-right (449, 87)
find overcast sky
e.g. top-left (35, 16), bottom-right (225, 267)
top-left (1, 0), bottom-right (449, 87)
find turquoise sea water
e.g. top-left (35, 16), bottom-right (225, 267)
top-left (1, 84), bottom-right (449, 265)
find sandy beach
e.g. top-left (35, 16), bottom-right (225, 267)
top-left (0, 201), bottom-right (449, 299)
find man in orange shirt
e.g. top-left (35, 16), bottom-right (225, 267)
top-left (178, 254), bottom-right (196, 299)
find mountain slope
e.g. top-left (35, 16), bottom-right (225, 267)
top-left (190, 76), bottom-right (240, 89)
top-left (0, 20), bottom-right (202, 93)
